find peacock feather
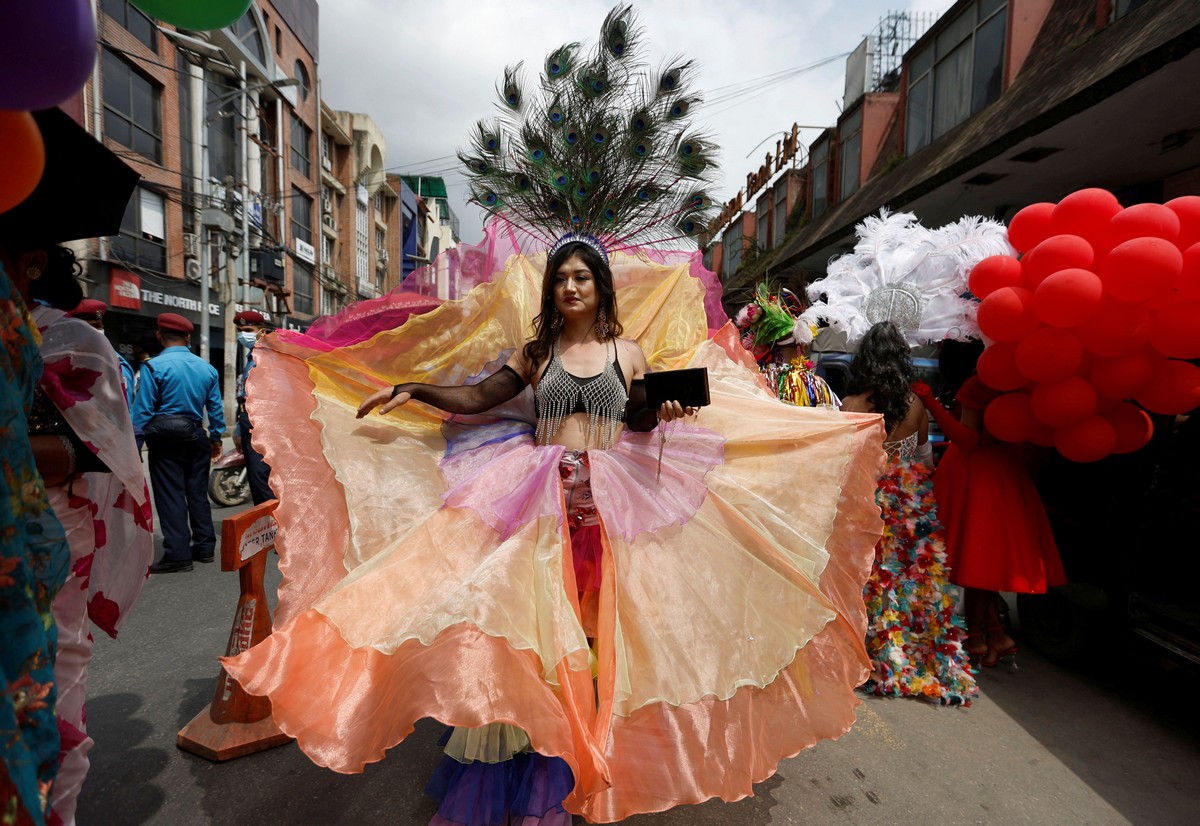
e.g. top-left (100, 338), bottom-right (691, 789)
top-left (460, 3), bottom-right (718, 253)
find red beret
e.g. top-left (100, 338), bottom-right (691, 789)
top-left (68, 298), bottom-right (107, 318)
top-left (233, 310), bottom-right (266, 325)
top-left (157, 312), bottom-right (194, 333)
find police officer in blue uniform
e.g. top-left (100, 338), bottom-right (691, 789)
top-left (232, 309), bottom-right (274, 504)
top-left (131, 312), bottom-right (225, 573)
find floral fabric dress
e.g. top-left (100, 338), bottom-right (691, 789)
top-left (0, 266), bottom-right (70, 825)
top-left (862, 431), bottom-right (977, 705)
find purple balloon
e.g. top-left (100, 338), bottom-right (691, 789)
top-left (0, 0), bottom-right (97, 110)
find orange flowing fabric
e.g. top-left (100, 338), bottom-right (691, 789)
top-left (223, 247), bottom-right (884, 821)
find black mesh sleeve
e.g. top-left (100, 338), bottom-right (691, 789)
top-left (393, 364), bottom-right (526, 414)
top-left (623, 378), bottom-right (658, 432)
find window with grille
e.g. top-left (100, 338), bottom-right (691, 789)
top-left (111, 187), bottom-right (166, 273)
top-left (290, 113), bottom-right (312, 177)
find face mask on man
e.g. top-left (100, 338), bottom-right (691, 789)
top-left (237, 331), bottom-right (258, 350)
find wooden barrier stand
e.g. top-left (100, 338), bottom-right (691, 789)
top-left (177, 499), bottom-right (293, 760)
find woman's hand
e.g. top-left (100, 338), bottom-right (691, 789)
top-left (657, 400), bottom-right (697, 423)
top-left (356, 386), bottom-right (412, 419)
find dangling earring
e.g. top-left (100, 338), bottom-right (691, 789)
top-left (596, 303), bottom-right (610, 340)
top-left (26, 267), bottom-right (41, 281)
top-left (551, 310), bottom-right (563, 335)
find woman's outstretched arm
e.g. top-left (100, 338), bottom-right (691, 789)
top-left (357, 351), bottom-right (529, 418)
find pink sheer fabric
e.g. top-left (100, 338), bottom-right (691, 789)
top-left (225, 224), bottom-right (884, 822)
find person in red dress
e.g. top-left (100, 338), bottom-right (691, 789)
top-left (913, 364), bottom-right (1067, 668)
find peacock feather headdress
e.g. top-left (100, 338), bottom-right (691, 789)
top-left (459, 4), bottom-right (719, 259)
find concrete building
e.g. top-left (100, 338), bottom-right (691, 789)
top-left (318, 106), bottom-right (403, 312)
top-left (712, 0), bottom-right (1200, 317)
top-left (74, 0), bottom-right (321, 419)
top-left (400, 176), bottom-right (462, 300)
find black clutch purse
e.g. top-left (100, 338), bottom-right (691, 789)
top-left (644, 367), bottom-right (711, 409)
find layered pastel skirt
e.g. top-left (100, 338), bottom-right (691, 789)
top-left (222, 236), bottom-right (886, 822)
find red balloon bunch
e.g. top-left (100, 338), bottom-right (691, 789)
top-left (969, 188), bottom-right (1200, 462)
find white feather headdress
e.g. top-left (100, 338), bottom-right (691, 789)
top-left (795, 210), bottom-right (1015, 347)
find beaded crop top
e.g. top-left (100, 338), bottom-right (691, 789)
top-left (534, 338), bottom-right (628, 450)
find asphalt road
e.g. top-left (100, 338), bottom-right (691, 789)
top-left (77, 499), bottom-right (1200, 825)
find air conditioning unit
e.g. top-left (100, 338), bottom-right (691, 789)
top-left (322, 155), bottom-right (332, 172)
top-left (322, 213), bottom-right (337, 231)
top-left (185, 258), bottom-right (202, 283)
top-left (376, 248), bottom-right (389, 265)
top-left (182, 232), bottom-right (199, 259)
top-left (322, 197), bottom-right (333, 215)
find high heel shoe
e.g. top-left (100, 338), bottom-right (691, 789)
top-left (982, 642), bottom-right (1018, 669)
top-left (964, 632), bottom-right (988, 664)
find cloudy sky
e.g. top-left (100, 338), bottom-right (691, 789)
top-left (316, 0), bottom-right (952, 244)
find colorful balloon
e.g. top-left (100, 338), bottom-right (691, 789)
top-left (1022, 235), bottom-right (1094, 288)
top-left (1033, 268), bottom-right (1103, 327)
top-left (1136, 359), bottom-right (1200, 415)
top-left (1006, 202), bottom-right (1056, 254)
top-left (1148, 300), bottom-right (1200, 359)
top-left (984, 392), bottom-right (1036, 443)
top-left (1100, 237), bottom-right (1182, 303)
top-left (1054, 416), bottom-right (1117, 463)
top-left (131, 0), bottom-right (253, 30)
top-left (1015, 326), bottom-right (1084, 382)
top-left (1108, 203), bottom-right (1180, 246)
top-left (1050, 188), bottom-right (1121, 246)
top-left (1179, 242), bottom-right (1200, 301)
top-left (0, 111), bottom-right (46, 214)
top-left (976, 342), bottom-right (1027, 391)
top-left (1103, 403), bottom-right (1154, 454)
top-left (1076, 298), bottom-right (1151, 357)
top-left (0, 0), bottom-right (96, 110)
top-left (1031, 375), bottom-right (1098, 427)
top-left (968, 255), bottom-right (1022, 298)
top-left (1089, 352), bottom-right (1153, 399)
top-left (1165, 195), bottom-right (1200, 250)
top-left (977, 286), bottom-right (1038, 343)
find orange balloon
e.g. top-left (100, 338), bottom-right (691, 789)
top-left (0, 110), bottom-right (46, 213)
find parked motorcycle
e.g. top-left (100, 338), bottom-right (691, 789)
top-left (208, 447), bottom-right (250, 507)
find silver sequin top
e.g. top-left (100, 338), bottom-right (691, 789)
top-left (534, 338), bottom-right (628, 450)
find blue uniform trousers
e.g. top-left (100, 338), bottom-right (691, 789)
top-left (146, 421), bottom-right (215, 562)
top-left (238, 410), bottom-right (274, 505)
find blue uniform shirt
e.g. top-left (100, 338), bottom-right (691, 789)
top-left (131, 345), bottom-right (226, 441)
top-left (117, 353), bottom-right (134, 408)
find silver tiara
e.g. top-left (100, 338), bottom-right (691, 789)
top-left (548, 231), bottom-right (610, 265)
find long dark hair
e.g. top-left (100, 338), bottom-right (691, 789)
top-left (522, 240), bottom-right (623, 366)
top-left (27, 243), bottom-right (84, 311)
top-left (847, 321), bottom-right (914, 433)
